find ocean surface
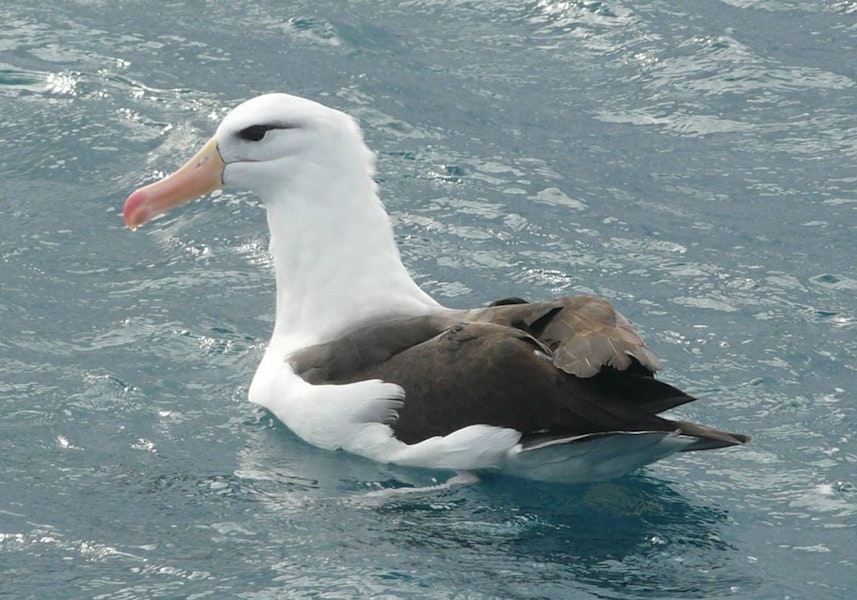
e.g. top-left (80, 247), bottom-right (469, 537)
top-left (2, 1), bottom-right (856, 598)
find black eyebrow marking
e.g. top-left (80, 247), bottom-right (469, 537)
top-left (236, 123), bottom-right (298, 142)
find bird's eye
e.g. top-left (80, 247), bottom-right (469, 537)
top-left (238, 125), bottom-right (275, 142)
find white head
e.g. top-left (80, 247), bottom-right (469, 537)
top-left (122, 93), bottom-right (374, 228)
top-left (218, 93), bottom-right (374, 199)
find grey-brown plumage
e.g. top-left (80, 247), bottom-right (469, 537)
top-left (289, 294), bottom-right (749, 451)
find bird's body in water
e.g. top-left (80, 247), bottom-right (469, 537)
top-left (123, 93), bottom-right (748, 484)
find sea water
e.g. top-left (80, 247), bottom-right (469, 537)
top-left (1, 1), bottom-right (855, 598)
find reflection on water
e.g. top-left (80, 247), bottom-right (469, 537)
top-left (232, 423), bottom-right (758, 598)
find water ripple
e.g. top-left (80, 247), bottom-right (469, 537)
top-left (2, 1), bottom-right (857, 598)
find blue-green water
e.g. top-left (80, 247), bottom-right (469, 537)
top-left (2, 1), bottom-right (855, 598)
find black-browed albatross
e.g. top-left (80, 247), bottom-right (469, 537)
top-left (123, 93), bottom-right (748, 483)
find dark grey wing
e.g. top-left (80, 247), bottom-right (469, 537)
top-left (309, 320), bottom-right (681, 444)
top-left (287, 304), bottom-right (748, 449)
top-left (289, 314), bottom-right (457, 384)
top-left (469, 295), bottom-right (662, 377)
top-left (468, 295), bottom-right (691, 414)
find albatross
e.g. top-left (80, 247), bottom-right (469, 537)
top-left (123, 93), bottom-right (748, 483)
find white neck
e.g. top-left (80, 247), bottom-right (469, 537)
top-left (262, 166), bottom-right (440, 354)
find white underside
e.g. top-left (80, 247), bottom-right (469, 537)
top-left (503, 430), bottom-right (694, 483)
top-left (248, 349), bottom-right (697, 484)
